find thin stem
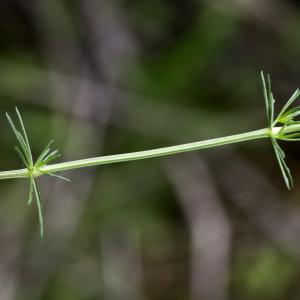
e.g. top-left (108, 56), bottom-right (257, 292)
top-left (40, 128), bottom-right (269, 175)
top-left (0, 168), bottom-right (29, 179)
top-left (1, 124), bottom-right (299, 179)
top-left (6, 125), bottom-right (300, 181)
top-left (0, 128), bottom-right (272, 180)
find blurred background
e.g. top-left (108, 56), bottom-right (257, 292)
top-left (1, 0), bottom-right (300, 299)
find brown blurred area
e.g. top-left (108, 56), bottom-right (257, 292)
top-left (1, 0), bottom-right (300, 299)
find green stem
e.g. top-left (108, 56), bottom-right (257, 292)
top-left (41, 128), bottom-right (269, 176)
top-left (2, 126), bottom-right (290, 180)
top-left (0, 168), bottom-right (29, 179)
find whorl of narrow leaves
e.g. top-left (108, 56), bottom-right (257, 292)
top-left (261, 71), bottom-right (300, 190)
top-left (6, 108), bottom-right (69, 240)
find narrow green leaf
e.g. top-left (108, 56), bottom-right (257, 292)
top-left (6, 114), bottom-right (27, 154)
top-left (267, 74), bottom-right (275, 126)
top-left (6, 112), bottom-right (32, 167)
top-left (35, 140), bottom-right (54, 166)
top-left (261, 71), bottom-right (270, 126)
top-left (14, 146), bottom-right (29, 168)
top-left (272, 141), bottom-right (285, 158)
top-left (278, 154), bottom-right (293, 189)
top-left (277, 137), bottom-right (300, 142)
top-left (32, 178), bottom-right (44, 240)
top-left (273, 148), bottom-right (291, 189)
top-left (285, 121), bottom-right (300, 125)
top-left (279, 105), bottom-right (300, 121)
top-left (280, 132), bottom-right (300, 139)
top-left (15, 131), bottom-right (32, 163)
top-left (276, 89), bottom-right (300, 121)
top-left (272, 139), bottom-right (293, 189)
top-left (40, 151), bottom-right (60, 166)
top-left (28, 176), bottom-right (33, 205)
top-left (6, 112), bottom-right (19, 138)
top-left (15, 108), bottom-right (33, 165)
top-left (39, 169), bottom-right (71, 182)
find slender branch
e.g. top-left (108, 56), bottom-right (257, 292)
top-left (0, 127), bottom-right (270, 180)
top-left (3, 124), bottom-right (300, 181)
top-left (0, 168), bottom-right (29, 179)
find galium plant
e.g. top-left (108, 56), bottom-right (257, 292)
top-left (1, 71), bottom-right (300, 239)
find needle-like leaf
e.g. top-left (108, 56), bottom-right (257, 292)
top-left (32, 178), bottom-right (44, 240)
top-left (28, 176), bottom-right (33, 205)
top-left (6, 112), bottom-right (32, 167)
top-left (267, 74), bottom-right (275, 126)
top-left (272, 138), bottom-right (293, 189)
top-left (276, 89), bottom-right (300, 122)
top-left (42, 151), bottom-right (60, 164)
top-left (279, 132), bottom-right (300, 139)
top-left (278, 106), bottom-right (300, 122)
top-left (261, 71), bottom-right (270, 126)
top-left (35, 141), bottom-right (55, 167)
top-left (14, 146), bottom-right (29, 168)
top-left (277, 137), bottom-right (300, 142)
top-left (39, 170), bottom-right (71, 182)
top-left (272, 140), bottom-right (285, 158)
top-left (15, 132), bottom-right (31, 162)
top-left (261, 71), bottom-right (275, 127)
top-left (15, 108), bottom-right (33, 166)
top-left (48, 173), bottom-right (71, 182)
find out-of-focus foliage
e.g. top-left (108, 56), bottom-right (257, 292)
top-left (0, 1), bottom-right (300, 300)
top-left (234, 247), bottom-right (297, 300)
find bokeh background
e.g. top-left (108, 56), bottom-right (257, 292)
top-left (1, 0), bottom-right (300, 299)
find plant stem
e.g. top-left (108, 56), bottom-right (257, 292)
top-left (5, 124), bottom-right (300, 181)
top-left (44, 128), bottom-right (270, 173)
top-left (0, 127), bottom-right (271, 180)
top-left (0, 168), bottom-right (29, 179)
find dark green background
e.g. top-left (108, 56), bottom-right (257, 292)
top-left (0, 1), bottom-right (300, 299)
